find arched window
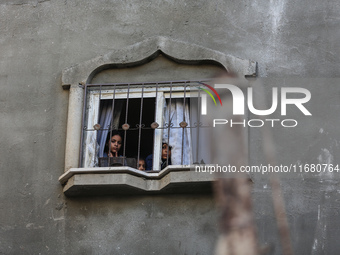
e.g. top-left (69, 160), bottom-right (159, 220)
top-left (59, 37), bottom-right (256, 196)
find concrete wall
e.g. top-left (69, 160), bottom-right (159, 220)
top-left (0, 0), bottom-right (339, 254)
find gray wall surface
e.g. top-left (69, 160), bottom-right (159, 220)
top-left (0, 0), bottom-right (339, 254)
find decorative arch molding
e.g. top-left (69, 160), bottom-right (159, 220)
top-left (62, 36), bottom-right (257, 173)
top-left (62, 36), bottom-right (257, 89)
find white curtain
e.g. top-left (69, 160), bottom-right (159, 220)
top-left (189, 99), bottom-right (212, 164)
top-left (163, 99), bottom-right (192, 165)
top-left (86, 100), bottom-right (123, 167)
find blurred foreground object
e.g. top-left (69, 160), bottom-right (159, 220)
top-left (210, 73), bottom-right (293, 255)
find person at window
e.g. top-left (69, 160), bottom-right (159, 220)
top-left (104, 131), bottom-right (123, 157)
top-left (145, 142), bottom-right (172, 171)
top-left (161, 143), bottom-right (172, 169)
top-left (138, 157), bottom-right (146, 171)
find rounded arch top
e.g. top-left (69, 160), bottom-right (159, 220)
top-left (61, 36), bottom-right (257, 89)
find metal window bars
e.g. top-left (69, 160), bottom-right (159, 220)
top-left (79, 79), bottom-right (211, 170)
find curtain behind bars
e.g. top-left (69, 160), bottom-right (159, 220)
top-left (189, 100), bottom-right (212, 165)
top-left (85, 100), bottom-right (123, 167)
top-left (163, 98), bottom-right (192, 165)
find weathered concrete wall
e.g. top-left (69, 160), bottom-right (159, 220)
top-left (248, 78), bottom-right (340, 254)
top-left (0, 0), bottom-right (339, 254)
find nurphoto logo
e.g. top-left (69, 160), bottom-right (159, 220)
top-left (200, 83), bottom-right (312, 128)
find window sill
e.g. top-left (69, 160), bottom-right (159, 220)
top-left (59, 165), bottom-right (215, 196)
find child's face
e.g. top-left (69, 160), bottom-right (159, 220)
top-left (109, 135), bottom-right (122, 156)
top-left (138, 160), bottom-right (145, 171)
top-left (162, 144), bottom-right (171, 160)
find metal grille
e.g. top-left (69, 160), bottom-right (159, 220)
top-left (79, 79), bottom-right (211, 170)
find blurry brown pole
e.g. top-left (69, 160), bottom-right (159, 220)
top-left (214, 116), bottom-right (258, 255)
top-left (214, 177), bottom-right (258, 255)
top-left (212, 74), bottom-right (292, 255)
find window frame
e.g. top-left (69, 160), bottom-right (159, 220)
top-left (82, 83), bottom-right (202, 171)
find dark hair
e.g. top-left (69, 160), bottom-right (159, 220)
top-left (162, 142), bottom-right (172, 150)
top-left (137, 156), bottom-right (145, 161)
top-left (104, 130), bottom-right (123, 154)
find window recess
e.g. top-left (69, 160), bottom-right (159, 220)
top-left (81, 80), bottom-right (211, 171)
